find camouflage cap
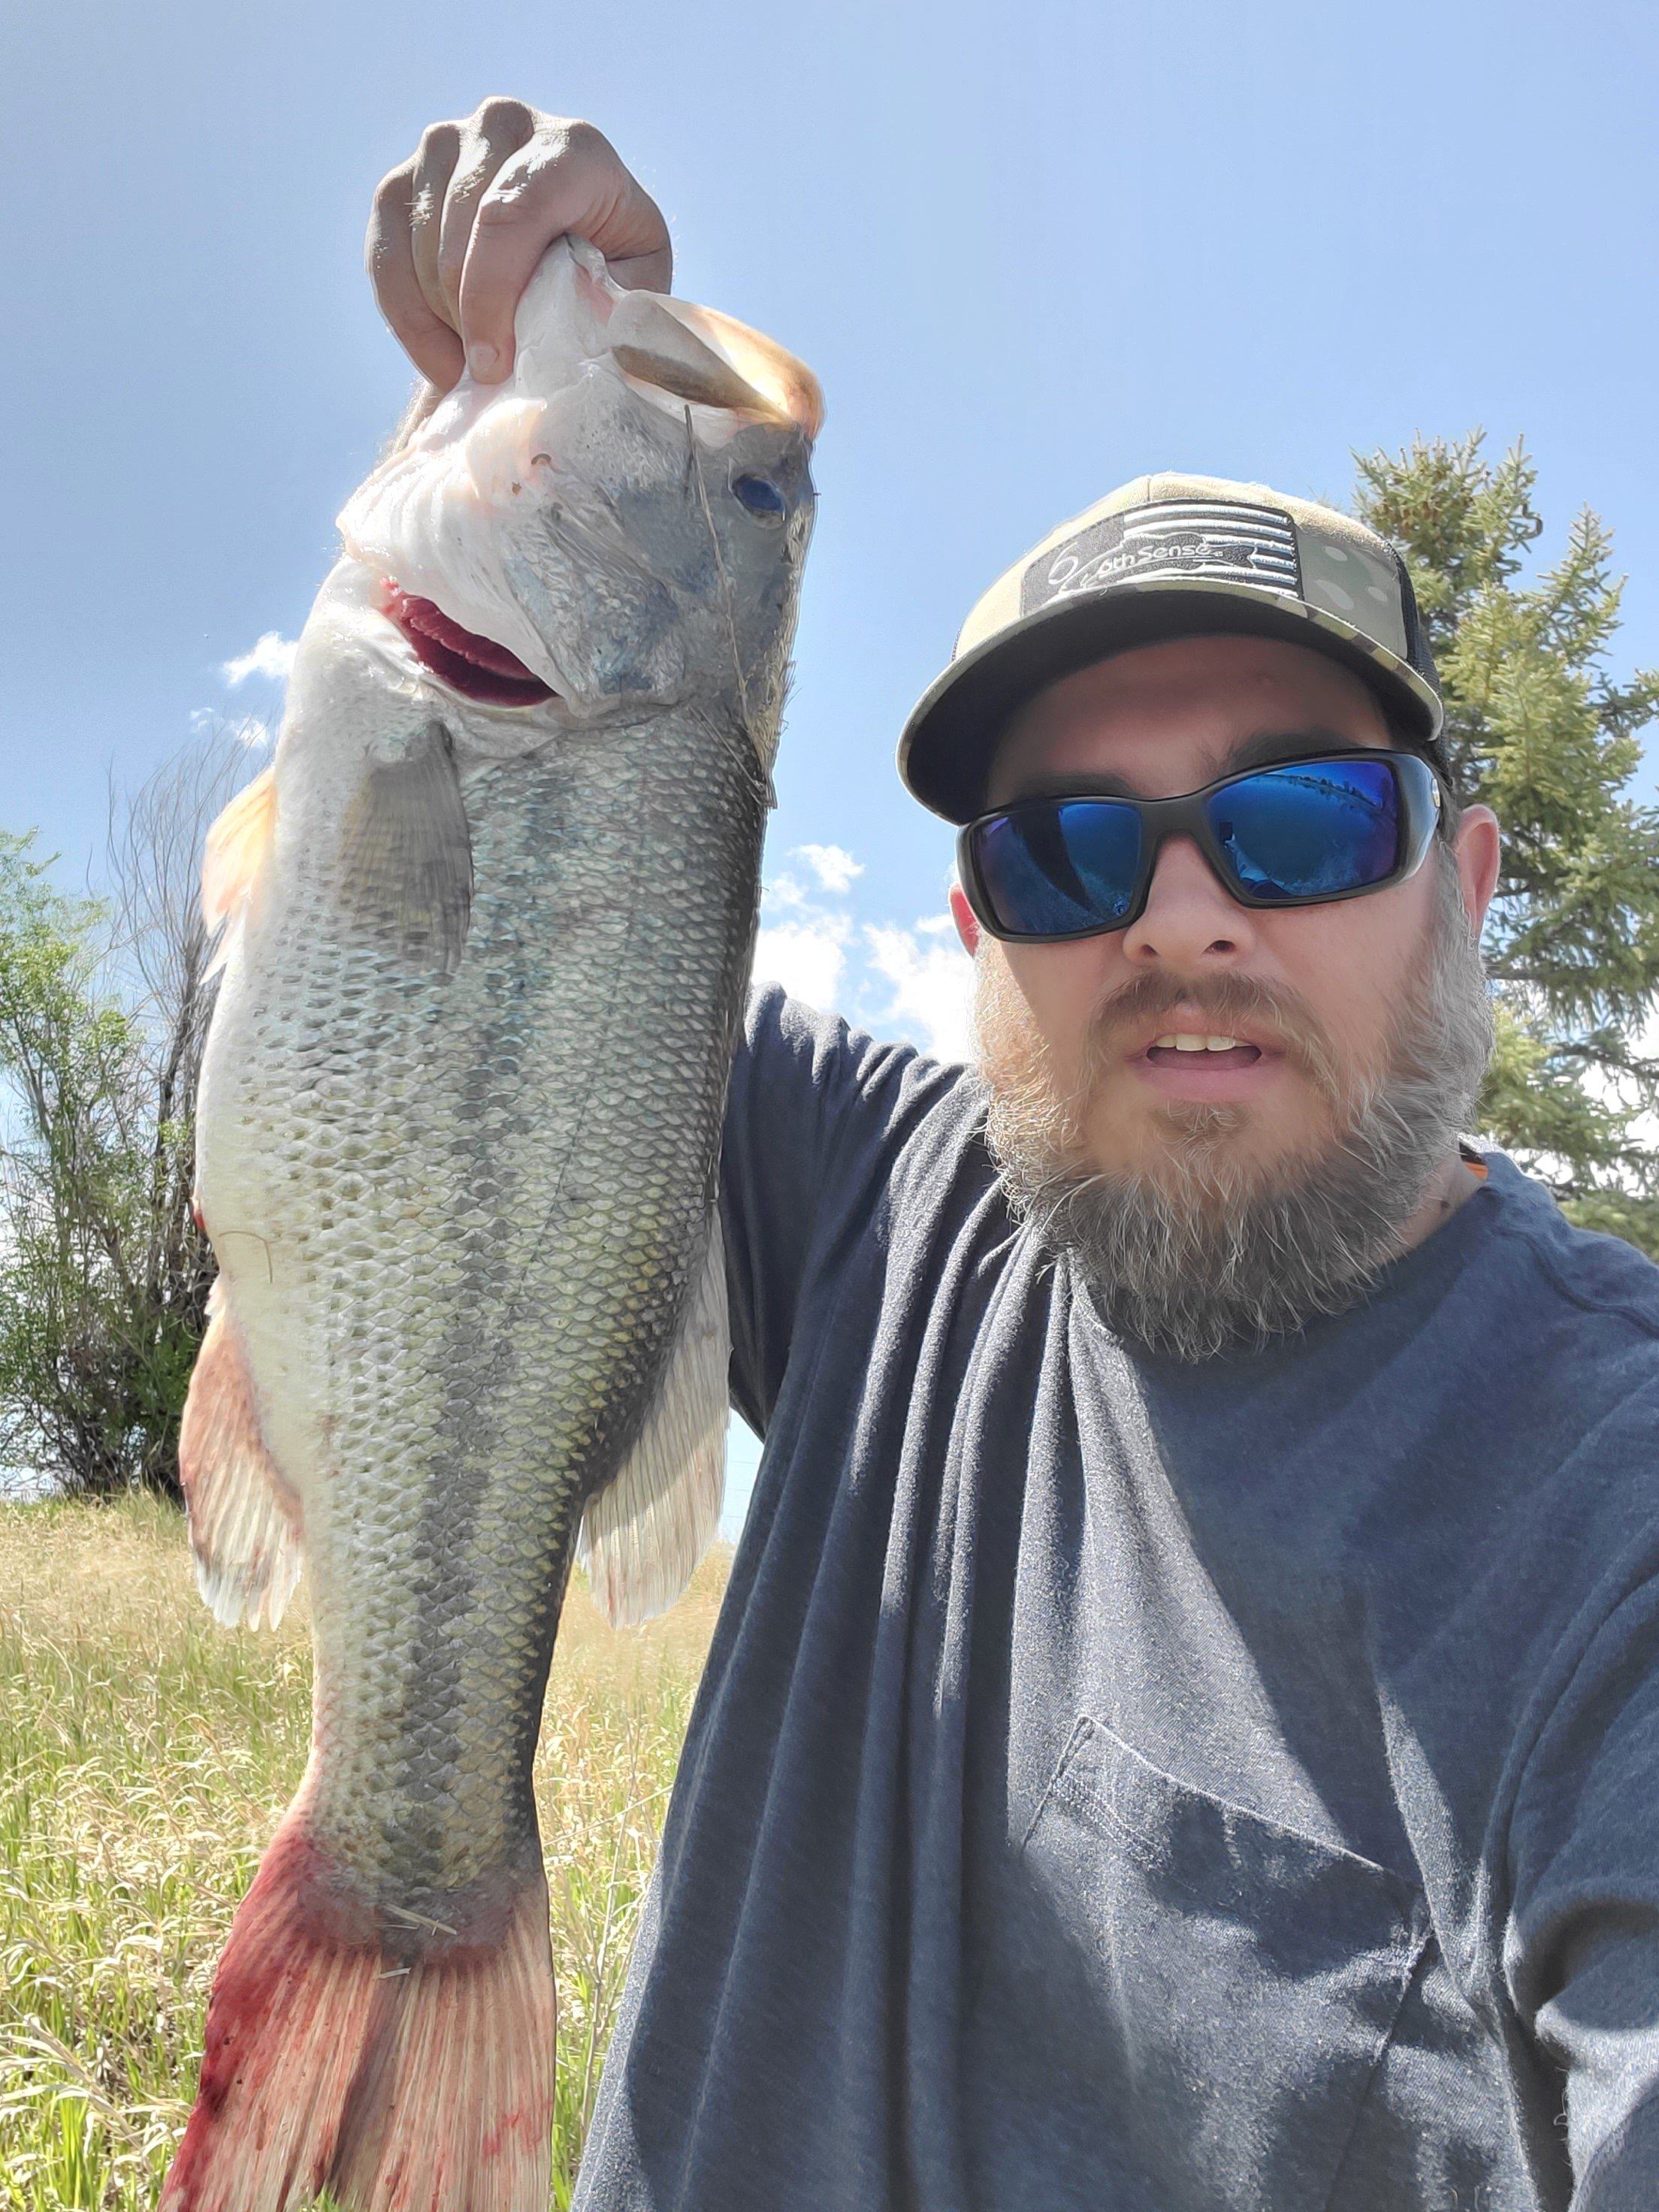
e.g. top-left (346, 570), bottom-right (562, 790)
top-left (898, 472), bottom-right (1446, 823)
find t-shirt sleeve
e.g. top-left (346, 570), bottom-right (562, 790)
top-left (1506, 1569), bottom-right (1659, 2207)
top-left (719, 984), bottom-right (969, 1439)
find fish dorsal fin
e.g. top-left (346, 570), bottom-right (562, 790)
top-left (180, 1282), bottom-right (304, 1631)
top-left (202, 766), bottom-right (278, 938)
top-left (580, 1213), bottom-right (730, 1627)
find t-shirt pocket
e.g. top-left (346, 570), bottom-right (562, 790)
top-left (968, 1715), bottom-right (1430, 2212)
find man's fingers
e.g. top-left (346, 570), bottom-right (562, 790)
top-left (437, 98), bottom-right (538, 331)
top-left (458, 119), bottom-right (672, 382)
top-left (406, 122), bottom-right (462, 337)
top-left (367, 105), bottom-right (672, 391)
top-left (367, 164), bottom-right (466, 391)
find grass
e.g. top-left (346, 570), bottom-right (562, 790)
top-left (0, 1494), bottom-right (724, 2210)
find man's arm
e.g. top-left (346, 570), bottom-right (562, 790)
top-left (722, 988), bottom-right (975, 1438)
top-left (364, 98), bottom-right (672, 391)
top-left (1507, 1567), bottom-right (1659, 2207)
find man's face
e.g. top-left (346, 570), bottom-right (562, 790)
top-left (956, 633), bottom-right (1502, 1357)
top-left (968, 633), bottom-right (1494, 1191)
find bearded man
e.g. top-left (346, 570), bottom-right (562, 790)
top-left (367, 104), bottom-right (1659, 2211)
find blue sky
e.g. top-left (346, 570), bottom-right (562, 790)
top-left (5, 0), bottom-right (1658, 1527)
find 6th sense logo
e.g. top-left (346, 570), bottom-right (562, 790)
top-left (1029, 500), bottom-right (1303, 614)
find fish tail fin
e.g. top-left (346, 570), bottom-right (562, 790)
top-left (162, 1812), bottom-right (555, 2212)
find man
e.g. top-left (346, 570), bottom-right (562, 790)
top-left (370, 103), bottom-right (1659, 2210)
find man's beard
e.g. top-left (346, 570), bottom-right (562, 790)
top-left (976, 854), bottom-right (1495, 1361)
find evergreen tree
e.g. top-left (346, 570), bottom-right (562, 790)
top-left (1353, 434), bottom-right (1659, 1255)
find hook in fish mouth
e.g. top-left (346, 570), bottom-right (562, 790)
top-left (379, 582), bottom-right (558, 708)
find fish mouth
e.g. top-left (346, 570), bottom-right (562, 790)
top-left (379, 582), bottom-right (557, 708)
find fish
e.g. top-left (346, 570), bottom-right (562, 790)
top-left (161, 236), bottom-right (820, 2212)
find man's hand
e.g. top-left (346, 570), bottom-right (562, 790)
top-left (367, 100), bottom-right (672, 392)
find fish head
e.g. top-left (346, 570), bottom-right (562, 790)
top-left (339, 239), bottom-right (821, 758)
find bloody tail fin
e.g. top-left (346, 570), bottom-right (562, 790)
top-left (162, 1812), bottom-right (555, 2212)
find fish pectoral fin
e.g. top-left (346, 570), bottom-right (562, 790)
top-left (337, 719), bottom-right (473, 977)
top-left (180, 1283), bottom-right (304, 1630)
top-left (581, 1211), bottom-right (729, 1628)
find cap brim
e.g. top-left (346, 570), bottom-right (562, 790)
top-left (898, 577), bottom-right (1447, 823)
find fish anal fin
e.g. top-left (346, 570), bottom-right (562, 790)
top-left (581, 1213), bottom-right (729, 1628)
top-left (180, 1286), bottom-right (303, 1631)
top-left (337, 721), bottom-right (473, 977)
top-left (161, 1815), bottom-right (555, 2212)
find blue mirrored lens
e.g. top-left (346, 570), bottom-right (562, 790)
top-left (1206, 757), bottom-right (1401, 901)
top-left (975, 799), bottom-right (1143, 935)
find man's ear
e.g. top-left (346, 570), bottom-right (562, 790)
top-left (949, 881), bottom-right (981, 956)
top-left (1453, 805), bottom-right (1501, 935)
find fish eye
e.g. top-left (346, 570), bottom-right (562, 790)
top-left (731, 473), bottom-right (787, 522)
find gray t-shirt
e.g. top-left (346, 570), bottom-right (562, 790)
top-left (573, 988), bottom-right (1659, 2211)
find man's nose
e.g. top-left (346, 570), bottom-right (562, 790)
top-left (1118, 835), bottom-right (1258, 968)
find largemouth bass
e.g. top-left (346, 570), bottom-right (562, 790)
top-left (162, 237), bottom-right (820, 2212)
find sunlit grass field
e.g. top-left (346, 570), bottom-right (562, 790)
top-left (0, 1495), bottom-right (724, 2210)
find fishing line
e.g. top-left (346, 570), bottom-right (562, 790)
top-left (683, 405), bottom-right (769, 807)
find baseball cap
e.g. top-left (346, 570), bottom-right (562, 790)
top-left (898, 472), bottom-right (1446, 824)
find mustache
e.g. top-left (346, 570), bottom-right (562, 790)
top-left (1080, 970), bottom-right (1343, 1101)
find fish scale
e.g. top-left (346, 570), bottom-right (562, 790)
top-left (163, 232), bottom-right (819, 2212)
top-left (218, 724), bottom-right (763, 1899)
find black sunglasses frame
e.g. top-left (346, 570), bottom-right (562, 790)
top-left (956, 749), bottom-right (1445, 945)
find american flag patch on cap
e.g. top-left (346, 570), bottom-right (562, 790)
top-left (1023, 500), bottom-right (1302, 615)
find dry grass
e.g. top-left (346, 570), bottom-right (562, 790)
top-left (0, 1495), bottom-right (723, 2209)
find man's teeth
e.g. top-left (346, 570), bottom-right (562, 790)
top-left (1153, 1034), bottom-right (1247, 1053)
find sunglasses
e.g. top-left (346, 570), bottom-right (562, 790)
top-left (957, 750), bottom-right (1443, 944)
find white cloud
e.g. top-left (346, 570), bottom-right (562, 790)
top-left (222, 631), bottom-right (298, 687)
top-left (759, 871), bottom-right (811, 913)
top-left (753, 914), bottom-right (851, 1011)
top-left (752, 852), bottom-right (860, 1012)
top-left (751, 845), bottom-right (976, 1061)
top-left (795, 842), bottom-right (864, 894)
top-left (189, 708), bottom-right (273, 748)
top-left (860, 917), bottom-right (976, 1062)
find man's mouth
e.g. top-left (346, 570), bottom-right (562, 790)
top-left (379, 582), bottom-right (556, 707)
top-left (1125, 1017), bottom-right (1284, 1103)
top-left (1144, 1034), bottom-right (1263, 1071)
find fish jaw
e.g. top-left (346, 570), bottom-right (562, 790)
top-left (378, 582), bottom-right (559, 708)
top-left (339, 390), bottom-right (564, 687)
top-left (265, 558), bottom-right (576, 775)
top-left (339, 236), bottom-right (817, 742)
top-left (336, 238), bottom-right (633, 690)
